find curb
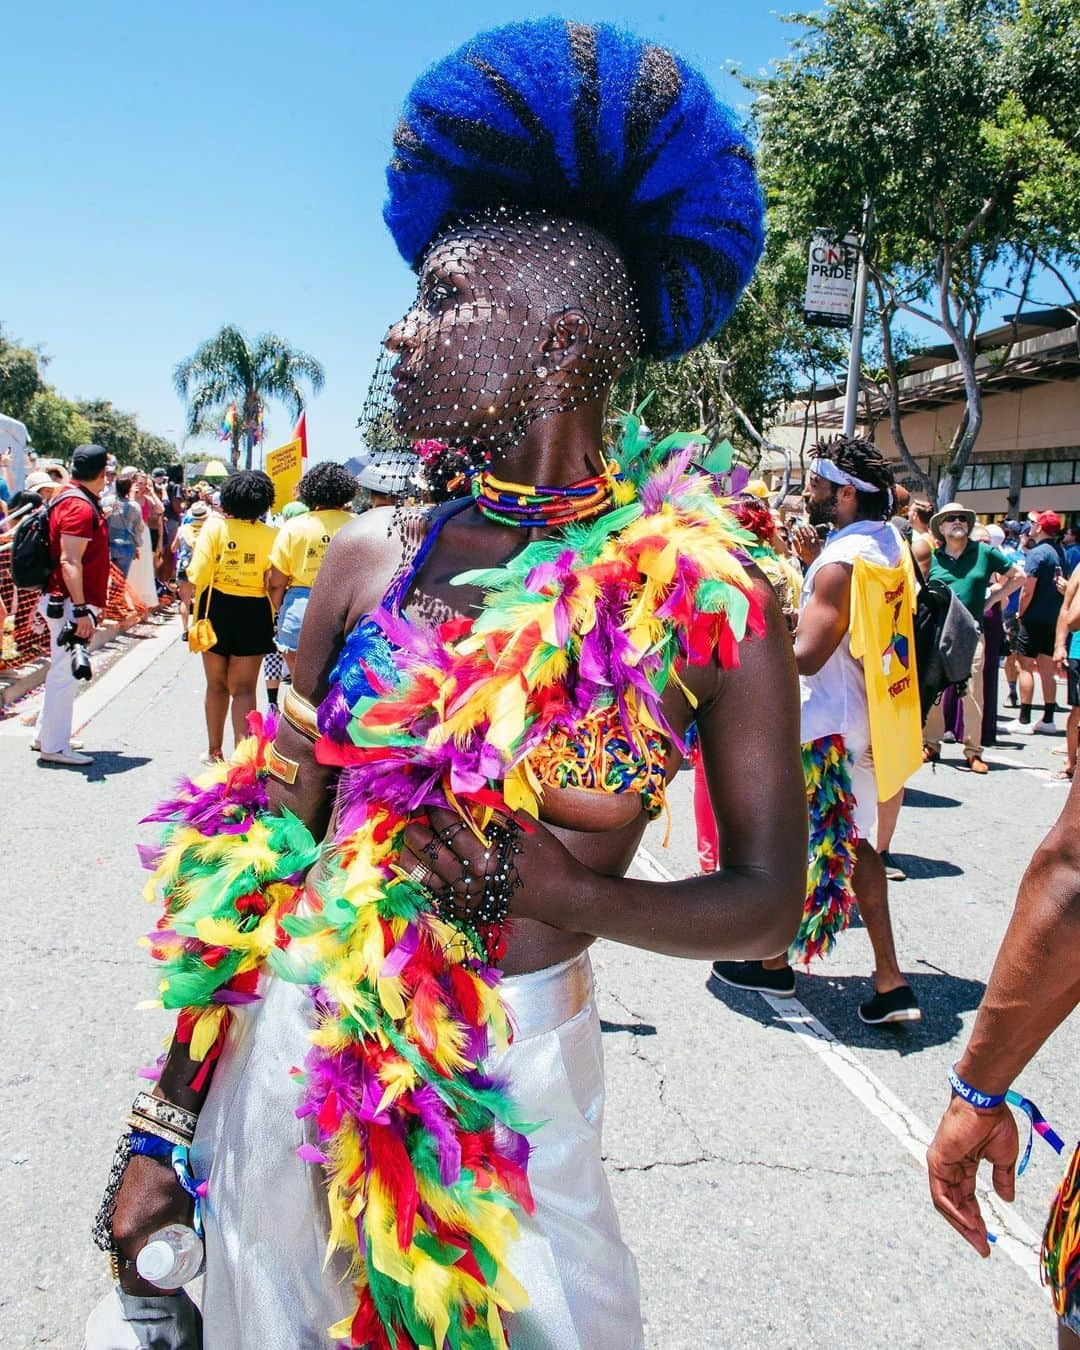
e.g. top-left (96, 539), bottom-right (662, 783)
top-left (0, 609), bottom-right (163, 712)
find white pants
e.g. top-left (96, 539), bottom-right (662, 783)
top-left (191, 954), bottom-right (643, 1349)
top-left (34, 597), bottom-right (97, 754)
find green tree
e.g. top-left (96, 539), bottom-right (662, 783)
top-left (77, 398), bottom-right (141, 465)
top-left (0, 324), bottom-right (46, 424)
top-left (24, 390), bottom-right (93, 462)
top-left (745, 0), bottom-right (1080, 502)
top-left (614, 229), bottom-right (848, 489)
top-left (174, 326), bottom-right (325, 470)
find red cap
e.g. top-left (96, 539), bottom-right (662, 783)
top-left (1036, 510), bottom-right (1063, 534)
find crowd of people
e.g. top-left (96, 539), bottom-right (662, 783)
top-left (14, 16), bottom-right (1071, 1349)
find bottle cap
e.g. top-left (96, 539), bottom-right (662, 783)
top-left (135, 1240), bottom-right (175, 1283)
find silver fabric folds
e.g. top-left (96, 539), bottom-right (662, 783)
top-left (189, 952), bottom-right (643, 1349)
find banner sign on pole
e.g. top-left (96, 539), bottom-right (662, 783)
top-left (265, 438), bottom-right (303, 512)
top-left (804, 233), bottom-right (859, 327)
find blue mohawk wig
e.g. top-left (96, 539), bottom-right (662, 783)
top-left (384, 18), bottom-right (765, 361)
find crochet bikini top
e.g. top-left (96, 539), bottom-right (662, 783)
top-left (322, 499), bottom-right (670, 819)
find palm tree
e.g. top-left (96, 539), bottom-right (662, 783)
top-left (173, 326), bottom-right (325, 469)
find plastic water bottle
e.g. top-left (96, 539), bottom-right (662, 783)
top-left (134, 1225), bottom-right (205, 1288)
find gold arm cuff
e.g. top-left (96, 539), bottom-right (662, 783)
top-left (281, 687), bottom-right (320, 741)
top-left (126, 1116), bottom-right (192, 1149)
top-left (266, 741), bottom-right (300, 786)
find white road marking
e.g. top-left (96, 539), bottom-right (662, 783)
top-left (0, 617), bottom-right (182, 740)
top-left (633, 844), bottom-right (1045, 1288)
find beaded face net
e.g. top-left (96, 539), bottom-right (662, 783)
top-left (357, 205), bottom-right (643, 480)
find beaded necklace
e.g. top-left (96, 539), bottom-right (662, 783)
top-left (471, 462), bottom-right (620, 527)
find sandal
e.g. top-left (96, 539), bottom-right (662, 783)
top-left (1052, 767), bottom-right (1074, 780)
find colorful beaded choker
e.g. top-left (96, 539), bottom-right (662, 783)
top-left (471, 464), bottom-right (620, 527)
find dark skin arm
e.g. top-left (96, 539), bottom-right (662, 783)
top-left (926, 772), bottom-right (1080, 1256)
top-left (113, 512), bottom-right (404, 1292)
top-left (404, 577), bottom-right (807, 960)
top-left (793, 561), bottom-right (852, 677)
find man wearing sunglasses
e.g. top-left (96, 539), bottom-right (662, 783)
top-left (915, 501), bottom-right (1024, 772)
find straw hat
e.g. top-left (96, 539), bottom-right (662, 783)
top-left (929, 501), bottom-right (975, 542)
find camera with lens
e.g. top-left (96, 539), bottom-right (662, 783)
top-left (57, 621), bottom-right (93, 681)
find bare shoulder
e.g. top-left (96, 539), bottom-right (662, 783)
top-left (317, 507), bottom-right (425, 622)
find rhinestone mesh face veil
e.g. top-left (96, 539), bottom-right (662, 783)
top-left (357, 206), bottom-right (643, 481)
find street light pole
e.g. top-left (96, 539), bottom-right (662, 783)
top-left (842, 196), bottom-right (872, 438)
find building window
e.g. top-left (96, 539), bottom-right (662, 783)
top-left (1048, 460), bottom-right (1074, 485)
top-left (1024, 461), bottom-right (1049, 487)
top-left (957, 462), bottom-right (1012, 490)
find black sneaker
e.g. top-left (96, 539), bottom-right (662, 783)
top-left (711, 960), bottom-right (796, 997)
top-left (880, 851), bottom-right (906, 882)
top-left (858, 985), bottom-right (921, 1024)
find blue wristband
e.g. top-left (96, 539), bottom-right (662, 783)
top-left (948, 1066), bottom-right (1007, 1110)
top-left (128, 1129), bottom-right (175, 1161)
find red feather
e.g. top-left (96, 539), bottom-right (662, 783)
top-left (367, 1123), bottom-right (419, 1249)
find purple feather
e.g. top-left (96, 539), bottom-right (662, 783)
top-left (379, 925), bottom-right (419, 978)
top-left (413, 1084), bottom-right (462, 1186)
top-left (317, 684), bottom-right (352, 742)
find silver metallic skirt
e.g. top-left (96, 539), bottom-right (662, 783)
top-left (190, 952), bottom-right (643, 1349)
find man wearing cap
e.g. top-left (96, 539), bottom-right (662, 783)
top-left (34, 445), bottom-right (110, 766)
top-left (914, 502), bottom-right (1023, 773)
top-left (1004, 510), bottom-right (1067, 735)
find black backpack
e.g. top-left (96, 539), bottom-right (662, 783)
top-left (910, 545), bottom-right (981, 721)
top-left (10, 486), bottom-right (100, 590)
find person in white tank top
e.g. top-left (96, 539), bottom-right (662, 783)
top-left (713, 437), bottom-right (921, 1026)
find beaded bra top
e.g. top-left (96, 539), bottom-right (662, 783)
top-left (319, 496), bottom-right (671, 819)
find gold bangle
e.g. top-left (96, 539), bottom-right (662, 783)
top-left (281, 687), bottom-right (320, 741)
top-left (126, 1116), bottom-right (192, 1149)
top-left (266, 741), bottom-right (300, 785)
top-left (130, 1091), bottom-right (197, 1139)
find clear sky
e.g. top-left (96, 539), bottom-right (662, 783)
top-left (4, 2), bottom-right (796, 462)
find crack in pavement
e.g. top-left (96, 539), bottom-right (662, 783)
top-left (606, 1151), bottom-right (906, 1178)
top-left (604, 988), bottom-right (710, 1156)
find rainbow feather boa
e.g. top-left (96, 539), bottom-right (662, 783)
top-left (140, 423), bottom-right (764, 1349)
top-left (791, 734), bottom-right (859, 963)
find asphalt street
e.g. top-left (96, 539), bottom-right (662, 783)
top-left (1, 619), bottom-right (1076, 1349)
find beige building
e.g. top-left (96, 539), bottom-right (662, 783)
top-left (768, 308), bottom-right (1080, 523)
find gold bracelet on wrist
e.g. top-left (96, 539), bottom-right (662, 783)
top-left (125, 1116), bottom-right (192, 1149)
top-left (130, 1091), bottom-right (197, 1141)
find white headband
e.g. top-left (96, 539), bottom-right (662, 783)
top-left (808, 457), bottom-right (880, 495)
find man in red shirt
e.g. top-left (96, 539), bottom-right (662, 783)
top-left (34, 444), bottom-right (110, 765)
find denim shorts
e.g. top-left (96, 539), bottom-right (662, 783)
top-left (275, 585), bottom-right (311, 652)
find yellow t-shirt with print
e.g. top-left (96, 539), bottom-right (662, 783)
top-left (268, 509), bottom-right (353, 588)
top-left (187, 516), bottom-right (277, 598)
top-left (848, 551), bottom-right (923, 800)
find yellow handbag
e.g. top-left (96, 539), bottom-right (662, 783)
top-left (188, 560), bottom-right (219, 654)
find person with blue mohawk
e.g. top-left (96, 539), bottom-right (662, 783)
top-left (102, 19), bottom-right (805, 1350)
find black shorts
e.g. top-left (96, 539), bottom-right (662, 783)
top-left (1067, 658), bottom-right (1080, 708)
top-left (196, 590), bottom-right (275, 658)
top-left (1016, 617), bottom-right (1057, 658)
top-left (1002, 613), bottom-right (1019, 654)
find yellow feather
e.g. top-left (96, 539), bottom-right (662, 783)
top-left (189, 1005), bottom-right (228, 1061)
top-left (411, 1252), bottom-right (453, 1349)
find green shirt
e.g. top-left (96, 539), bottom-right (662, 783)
top-left (929, 541), bottom-right (1012, 620)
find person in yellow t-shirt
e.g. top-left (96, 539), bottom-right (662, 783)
top-left (186, 470), bottom-right (278, 762)
top-left (267, 462), bottom-right (358, 675)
